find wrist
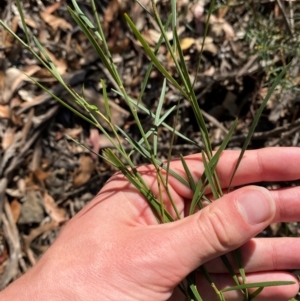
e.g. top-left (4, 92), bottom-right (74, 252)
top-left (0, 257), bottom-right (69, 301)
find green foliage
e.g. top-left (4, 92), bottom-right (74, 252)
top-left (243, 0), bottom-right (300, 89)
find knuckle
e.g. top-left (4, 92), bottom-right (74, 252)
top-left (196, 206), bottom-right (235, 253)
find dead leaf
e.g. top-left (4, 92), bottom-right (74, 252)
top-left (195, 37), bottom-right (218, 56)
top-left (65, 127), bottom-right (83, 139)
top-left (180, 37), bottom-right (195, 51)
top-left (204, 66), bottom-right (215, 76)
top-left (10, 199), bottom-right (22, 223)
top-left (43, 2), bottom-right (63, 14)
top-left (0, 231), bottom-right (8, 265)
top-left (207, 15), bottom-right (235, 39)
top-left (23, 220), bottom-right (59, 265)
top-left (73, 155), bottom-right (95, 187)
top-left (146, 27), bottom-right (185, 46)
top-left (42, 48), bottom-right (67, 75)
top-left (0, 16), bottom-right (19, 49)
top-left (0, 105), bottom-right (10, 119)
top-left (40, 11), bottom-right (72, 31)
top-left (104, 0), bottom-right (120, 24)
top-left (2, 127), bottom-right (16, 150)
top-left (43, 192), bottom-right (68, 223)
top-left (18, 190), bottom-right (45, 225)
top-left (217, 4), bottom-right (230, 19)
top-left (24, 17), bottom-right (38, 29)
top-left (0, 71), bottom-right (5, 92)
top-left (222, 21), bottom-right (235, 39)
top-left (0, 65), bottom-right (41, 104)
top-left (33, 169), bottom-right (50, 184)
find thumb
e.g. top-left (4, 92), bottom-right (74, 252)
top-left (159, 186), bottom-right (276, 278)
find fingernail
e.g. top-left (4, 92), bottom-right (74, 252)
top-left (236, 188), bottom-right (275, 225)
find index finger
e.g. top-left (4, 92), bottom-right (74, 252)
top-left (168, 147), bottom-right (300, 198)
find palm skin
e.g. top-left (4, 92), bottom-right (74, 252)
top-left (1, 148), bottom-right (300, 301)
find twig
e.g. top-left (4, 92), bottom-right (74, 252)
top-left (288, 0), bottom-right (295, 37)
top-left (201, 109), bottom-right (229, 135)
top-left (275, 0), bottom-right (293, 36)
top-left (0, 178), bottom-right (7, 225)
top-left (23, 220), bottom-right (59, 266)
top-left (0, 199), bottom-right (22, 289)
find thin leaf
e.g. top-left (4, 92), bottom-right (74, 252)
top-left (124, 13), bottom-right (187, 97)
top-left (189, 284), bottom-right (203, 301)
top-left (71, 0), bottom-right (103, 41)
top-left (101, 79), bottom-right (111, 122)
top-left (33, 37), bottom-right (63, 82)
top-left (221, 281), bottom-right (295, 292)
top-left (113, 89), bottom-right (200, 147)
top-left (201, 151), bottom-right (220, 200)
top-left (68, 7), bottom-right (118, 82)
top-left (153, 79), bottom-right (167, 156)
top-left (228, 63), bottom-right (291, 189)
top-left (15, 0), bottom-right (31, 44)
top-left (189, 120), bottom-right (238, 215)
top-left (137, 14), bottom-right (172, 104)
top-left (193, 0), bottom-right (215, 89)
top-left (180, 155), bottom-right (196, 191)
top-left (249, 286), bottom-right (264, 300)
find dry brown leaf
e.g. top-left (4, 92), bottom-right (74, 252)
top-left (195, 37), bottom-right (218, 56)
top-left (24, 17), bottom-right (38, 29)
top-left (40, 11), bottom-right (72, 31)
top-left (23, 220), bottom-right (59, 265)
top-left (148, 29), bottom-right (173, 46)
top-left (1, 16), bottom-right (19, 47)
top-left (65, 127), bottom-right (82, 139)
top-left (221, 21), bottom-right (235, 39)
top-left (73, 155), bottom-right (95, 188)
top-left (217, 4), bottom-right (230, 19)
top-left (17, 178), bottom-right (26, 195)
top-left (10, 199), bottom-right (22, 223)
top-left (0, 231), bottom-right (8, 266)
top-left (206, 15), bottom-right (235, 40)
top-left (2, 127), bottom-right (16, 150)
top-left (0, 105), bottom-right (10, 119)
top-left (180, 37), bottom-right (195, 51)
top-left (10, 65), bottom-right (40, 94)
top-left (146, 27), bottom-right (185, 46)
top-left (18, 190), bottom-right (45, 225)
top-left (0, 71), bottom-right (5, 92)
top-left (0, 65), bottom-right (41, 104)
top-left (42, 48), bottom-right (67, 75)
top-left (43, 192), bottom-right (68, 223)
top-left (43, 2), bottom-right (63, 14)
top-left (104, 0), bottom-right (120, 23)
top-left (33, 169), bottom-right (50, 184)
top-left (203, 66), bottom-right (215, 76)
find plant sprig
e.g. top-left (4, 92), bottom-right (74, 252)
top-left (0, 0), bottom-right (293, 300)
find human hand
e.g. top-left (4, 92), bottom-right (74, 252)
top-left (1, 148), bottom-right (300, 301)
